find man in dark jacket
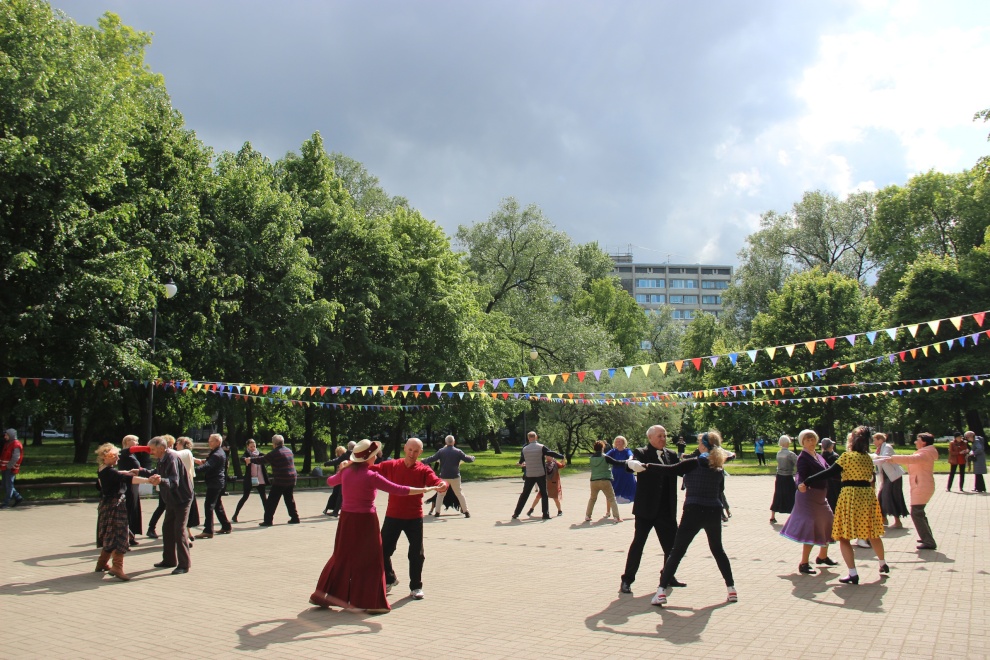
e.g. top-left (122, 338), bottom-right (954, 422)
top-left (618, 425), bottom-right (684, 594)
top-left (195, 433), bottom-right (232, 538)
top-left (146, 436), bottom-right (194, 574)
top-left (246, 434), bottom-right (299, 526)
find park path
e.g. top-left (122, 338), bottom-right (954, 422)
top-left (1, 472), bottom-right (987, 658)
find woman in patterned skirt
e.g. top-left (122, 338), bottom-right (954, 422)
top-left (779, 429), bottom-right (837, 574)
top-left (95, 443), bottom-right (153, 581)
top-left (801, 425), bottom-right (888, 585)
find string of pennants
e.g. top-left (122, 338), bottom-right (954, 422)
top-left (3, 309), bottom-right (989, 404)
top-left (196, 387), bottom-right (445, 412)
top-left (515, 374), bottom-right (990, 408)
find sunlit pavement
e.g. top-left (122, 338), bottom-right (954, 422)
top-left (1, 472), bottom-right (987, 659)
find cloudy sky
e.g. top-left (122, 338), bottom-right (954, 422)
top-left (53, 0), bottom-right (990, 265)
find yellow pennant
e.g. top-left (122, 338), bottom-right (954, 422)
top-left (767, 347), bottom-right (777, 360)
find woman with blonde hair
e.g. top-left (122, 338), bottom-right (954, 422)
top-left (95, 443), bottom-right (153, 580)
top-left (629, 430), bottom-right (737, 606)
top-left (779, 429), bottom-right (837, 574)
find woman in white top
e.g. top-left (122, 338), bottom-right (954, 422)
top-left (174, 437), bottom-right (201, 536)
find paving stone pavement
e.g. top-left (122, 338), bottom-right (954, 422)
top-left (1, 472), bottom-right (987, 659)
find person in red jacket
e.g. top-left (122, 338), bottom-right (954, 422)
top-left (371, 438), bottom-right (448, 600)
top-left (1, 428), bottom-right (25, 508)
top-left (947, 431), bottom-right (970, 492)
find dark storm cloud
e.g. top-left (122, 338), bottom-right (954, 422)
top-left (52, 0), bottom-right (858, 263)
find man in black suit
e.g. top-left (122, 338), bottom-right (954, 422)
top-left (146, 436), bottom-right (194, 574)
top-left (194, 433), bottom-right (232, 539)
top-left (619, 425), bottom-right (684, 594)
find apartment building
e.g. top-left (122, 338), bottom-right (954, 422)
top-left (610, 253), bottom-right (732, 320)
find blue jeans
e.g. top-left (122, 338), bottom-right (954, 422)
top-left (1, 470), bottom-right (21, 506)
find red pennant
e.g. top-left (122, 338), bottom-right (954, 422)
top-left (824, 337), bottom-right (836, 349)
top-left (975, 312), bottom-right (986, 327)
top-left (577, 371), bottom-right (586, 382)
top-left (691, 358), bottom-right (702, 371)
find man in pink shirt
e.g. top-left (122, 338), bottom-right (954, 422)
top-left (371, 438), bottom-right (448, 600)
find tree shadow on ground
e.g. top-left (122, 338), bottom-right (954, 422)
top-left (585, 595), bottom-right (729, 643)
top-left (235, 609), bottom-right (382, 651)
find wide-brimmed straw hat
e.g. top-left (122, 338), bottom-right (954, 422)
top-left (350, 439), bottom-right (380, 463)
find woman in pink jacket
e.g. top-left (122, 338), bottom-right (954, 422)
top-left (884, 432), bottom-right (939, 550)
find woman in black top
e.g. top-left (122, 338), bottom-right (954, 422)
top-left (95, 442), bottom-right (152, 581)
top-left (630, 430), bottom-right (737, 607)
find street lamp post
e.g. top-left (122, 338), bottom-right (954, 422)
top-left (522, 340), bottom-right (538, 439)
top-left (146, 279), bottom-right (178, 442)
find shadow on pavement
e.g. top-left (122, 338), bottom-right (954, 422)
top-left (585, 595), bottom-right (729, 643)
top-left (235, 610), bottom-right (382, 651)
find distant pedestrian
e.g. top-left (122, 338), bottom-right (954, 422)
top-left (770, 435), bottom-right (797, 524)
top-left (947, 431), bottom-right (969, 492)
top-left (323, 444), bottom-right (351, 516)
top-left (966, 431), bottom-right (986, 493)
top-left (1, 428), bottom-right (25, 508)
top-left (754, 437), bottom-right (766, 466)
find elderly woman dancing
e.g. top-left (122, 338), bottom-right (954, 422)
top-left (770, 435), bottom-right (798, 524)
top-left (779, 429), bottom-right (837, 574)
top-left (310, 439), bottom-right (441, 613)
top-left (95, 443), bottom-right (153, 581)
top-left (801, 425), bottom-right (887, 584)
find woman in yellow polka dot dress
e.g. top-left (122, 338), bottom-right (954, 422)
top-left (800, 426), bottom-right (888, 585)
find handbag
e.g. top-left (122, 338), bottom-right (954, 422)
top-left (251, 476), bottom-right (259, 487)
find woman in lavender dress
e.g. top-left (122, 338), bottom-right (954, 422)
top-left (779, 429), bottom-right (837, 574)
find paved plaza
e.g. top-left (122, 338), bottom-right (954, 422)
top-left (1, 472), bottom-right (987, 659)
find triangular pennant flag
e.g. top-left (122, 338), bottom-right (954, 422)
top-left (907, 324), bottom-right (919, 337)
top-left (577, 371), bottom-right (586, 382)
top-left (532, 376), bottom-right (542, 386)
top-left (608, 369), bottom-right (616, 379)
top-left (805, 341), bottom-right (816, 354)
top-left (709, 356), bottom-right (719, 367)
top-left (658, 362), bottom-right (668, 374)
top-left (866, 331), bottom-right (877, 344)
top-left (746, 350), bottom-right (758, 363)
top-left (785, 345), bottom-right (795, 357)
top-left (506, 378), bottom-right (515, 388)
top-left (641, 364), bottom-right (651, 377)
top-left (691, 358), bottom-right (702, 371)
top-left (950, 316), bottom-right (963, 330)
top-left (974, 312), bottom-right (986, 327)
top-left (521, 377), bottom-right (529, 387)
top-left (885, 328), bottom-right (897, 340)
top-left (728, 353), bottom-right (738, 366)
top-left (593, 370), bottom-right (602, 381)
top-left (766, 347), bottom-right (777, 360)
top-left (674, 360), bottom-right (684, 373)
top-left (845, 334), bottom-right (857, 346)
top-left (547, 374), bottom-right (557, 385)
top-left (927, 320), bottom-right (940, 335)
top-left (824, 337), bottom-right (836, 349)
top-left (623, 366), bottom-right (634, 378)
top-left (560, 373), bottom-right (570, 383)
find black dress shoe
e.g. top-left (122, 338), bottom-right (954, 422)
top-left (171, 567), bottom-right (189, 575)
top-left (258, 522), bottom-right (272, 527)
top-left (917, 544), bottom-right (937, 550)
top-left (815, 556), bottom-right (839, 566)
top-left (154, 561), bottom-right (177, 569)
top-left (879, 563), bottom-right (890, 574)
top-left (619, 581), bottom-right (632, 594)
top-left (288, 518), bottom-right (300, 524)
top-left (146, 530), bottom-right (159, 539)
top-left (217, 528), bottom-right (232, 534)
top-left (799, 563), bottom-right (816, 575)
top-left (668, 579), bottom-right (687, 588)
top-left (838, 574), bottom-right (859, 585)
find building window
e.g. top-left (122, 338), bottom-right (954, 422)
top-left (702, 280), bottom-right (729, 289)
top-left (669, 295), bottom-right (698, 304)
top-left (669, 279), bottom-right (697, 289)
top-left (640, 340), bottom-right (653, 350)
top-left (717, 268), bottom-right (731, 275)
top-left (635, 294), bottom-right (647, 303)
top-left (617, 266), bottom-right (632, 272)
top-left (649, 294), bottom-right (665, 304)
top-left (702, 295), bottom-right (721, 305)
top-left (672, 309), bottom-right (695, 320)
top-left (636, 278), bottom-right (665, 288)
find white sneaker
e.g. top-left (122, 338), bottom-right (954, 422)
top-left (385, 578), bottom-right (400, 593)
top-left (855, 539), bottom-right (871, 548)
top-left (650, 586), bottom-right (671, 606)
top-left (727, 587), bottom-right (738, 603)
top-left (410, 588), bottom-right (425, 600)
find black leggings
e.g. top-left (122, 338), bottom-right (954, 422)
top-left (947, 463), bottom-right (966, 490)
top-left (660, 504), bottom-right (734, 588)
top-left (233, 480), bottom-right (267, 519)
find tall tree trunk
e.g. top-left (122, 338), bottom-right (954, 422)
top-left (302, 405), bottom-right (314, 474)
top-left (71, 388), bottom-right (87, 463)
